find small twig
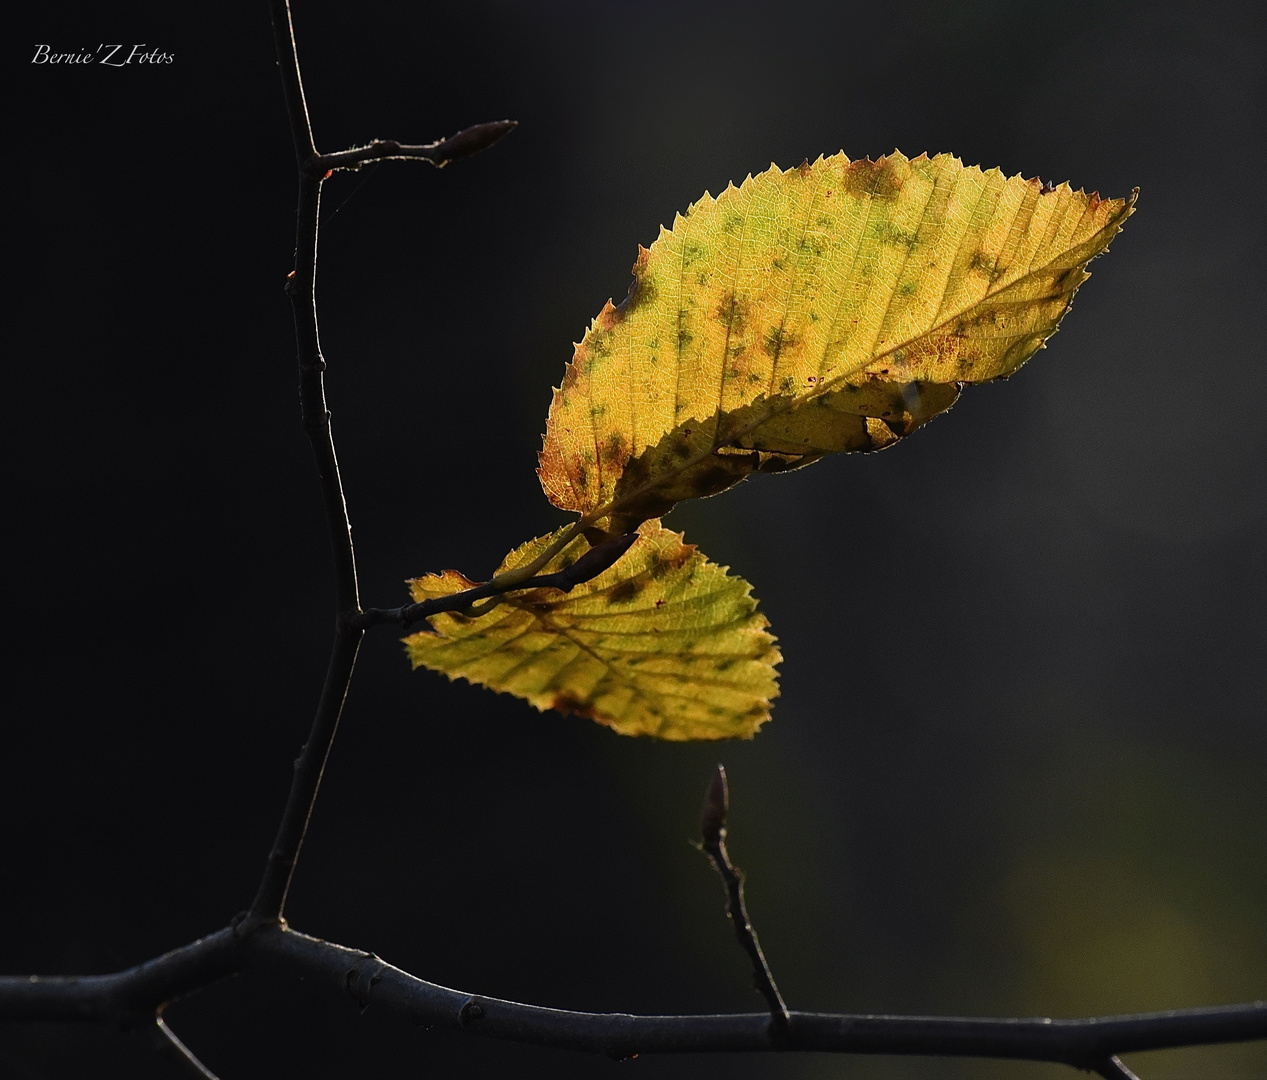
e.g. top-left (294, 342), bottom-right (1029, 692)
top-left (268, 0), bottom-right (316, 162)
top-left (1093, 1055), bottom-right (1142, 1079)
top-left (318, 121), bottom-right (518, 173)
top-left (699, 764), bottom-right (791, 1042)
top-left (352, 531), bottom-right (639, 631)
top-left (151, 1017), bottom-right (221, 1079)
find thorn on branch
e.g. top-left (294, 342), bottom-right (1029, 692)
top-left (698, 764), bottom-right (791, 1043)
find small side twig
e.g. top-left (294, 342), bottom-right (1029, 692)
top-left (352, 531), bottom-right (639, 631)
top-left (318, 121), bottom-right (518, 173)
top-left (150, 1016), bottom-right (221, 1079)
top-left (699, 764), bottom-right (791, 1042)
top-left (1093, 1055), bottom-right (1141, 1080)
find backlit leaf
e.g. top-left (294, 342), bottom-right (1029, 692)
top-left (539, 152), bottom-right (1135, 535)
top-left (404, 522), bottom-right (780, 740)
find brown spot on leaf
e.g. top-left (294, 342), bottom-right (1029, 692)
top-left (763, 325), bottom-right (799, 359)
top-left (875, 223), bottom-right (920, 252)
top-left (550, 691), bottom-right (598, 719)
top-left (603, 431), bottom-right (629, 466)
top-left (609, 578), bottom-right (643, 604)
top-left (587, 327), bottom-right (613, 358)
top-left (841, 156), bottom-right (904, 199)
top-left (969, 250), bottom-right (1005, 281)
top-left (715, 291), bottom-right (750, 335)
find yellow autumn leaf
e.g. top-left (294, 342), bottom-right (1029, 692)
top-left (404, 522), bottom-right (780, 740)
top-left (539, 151), bottom-right (1135, 535)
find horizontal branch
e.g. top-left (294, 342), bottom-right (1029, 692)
top-left (0, 928), bottom-right (241, 1023)
top-left (2, 923), bottom-right (1263, 1071)
top-left (317, 121), bottom-right (517, 173)
top-left (352, 531), bottom-right (639, 632)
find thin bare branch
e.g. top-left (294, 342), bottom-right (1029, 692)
top-left (248, 1), bottom-right (521, 928)
top-left (248, 0), bottom-right (365, 927)
top-left (318, 121), bottom-right (518, 172)
top-left (699, 765), bottom-right (790, 1040)
top-left (352, 531), bottom-right (640, 631)
top-left (0, 929), bottom-right (242, 1022)
top-left (3, 925), bottom-right (1263, 1069)
top-left (267, 0), bottom-right (316, 163)
top-left (151, 1017), bottom-right (222, 1080)
top-left (247, 626), bottom-right (362, 923)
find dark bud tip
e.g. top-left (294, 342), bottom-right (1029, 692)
top-left (701, 763), bottom-right (728, 845)
top-left (561, 531), bottom-right (639, 587)
top-left (435, 120), bottom-right (518, 163)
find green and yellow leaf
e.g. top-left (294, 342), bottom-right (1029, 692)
top-left (539, 151), bottom-right (1135, 535)
top-left (404, 522), bottom-right (780, 740)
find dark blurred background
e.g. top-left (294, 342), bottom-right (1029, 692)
top-left (5, 1), bottom-right (1265, 1077)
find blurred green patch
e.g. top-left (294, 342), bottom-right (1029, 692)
top-left (990, 738), bottom-right (1266, 1078)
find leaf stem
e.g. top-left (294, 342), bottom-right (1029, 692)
top-left (354, 531), bottom-right (639, 631)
